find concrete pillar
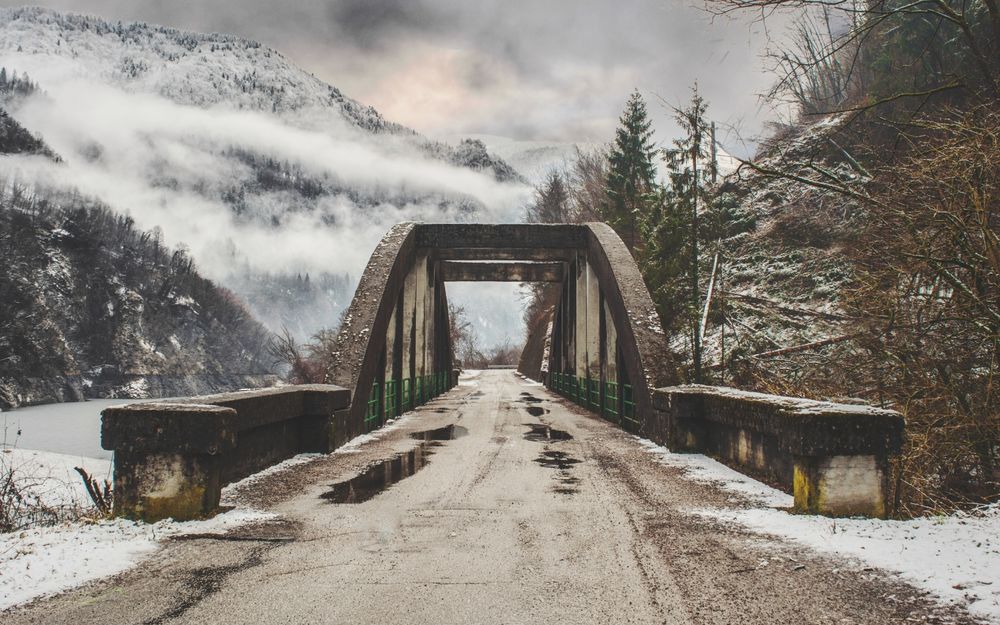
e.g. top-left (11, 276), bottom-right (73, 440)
top-left (793, 455), bottom-right (888, 518)
top-left (385, 305), bottom-right (397, 383)
top-left (574, 255), bottom-right (588, 379)
top-left (413, 252), bottom-right (428, 379)
top-left (112, 451), bottom-right (223, 522)
top-left (422, 262), bottom-right (435, 380)
top-left (401, 260), bottom-right (418, 388)
top-left (603, 299), bottom-right (618, 384)
top-left (585, 262), bottom-right (601, 379)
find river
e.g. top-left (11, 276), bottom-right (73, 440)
top-left (0, 399), bottom-right (131, 459)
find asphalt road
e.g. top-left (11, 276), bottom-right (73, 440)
top-left (4, 371), bottom-right (980, 624)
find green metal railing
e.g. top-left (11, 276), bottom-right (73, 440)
top-left (546, 372), bottom-right (639, 433)
top-left (604, 381), bottom-right (619, 420)
top-left (622, 383), bottom-right (638, 432)
top-left (365, 371), bottom-right (455, 432)
top-left (384, 379), bottom-right (397, 420)
top-left (365, 381), bottom-right (381, 431)
top-left (401, 378), bottom-right (412, 411)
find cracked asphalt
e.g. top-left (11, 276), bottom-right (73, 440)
top-left (2, 370), bottom-right (983, 624)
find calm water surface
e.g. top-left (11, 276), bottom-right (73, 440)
top-left (0, 399), bottom-right (134, 459)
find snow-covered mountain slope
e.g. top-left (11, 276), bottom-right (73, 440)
top-left (0, 7), bottom-right (405, 135)
top-left (0, 7), bottom-right (532, 345)
top-left (443, 134), bottom-right (603, 185)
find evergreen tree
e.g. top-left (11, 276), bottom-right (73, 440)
top-left (663, 85), bottom-right (715, 382)
top-left (602, 91), bottom-right (659, 253)
top-left (526, 171), bottom-right (571, 224)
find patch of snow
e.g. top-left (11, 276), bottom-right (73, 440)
top-left (634, 436), bottom-right (1000, 621)
top-left (0, 509), bottom-right (273, 611)
top-left (698, 506), bottom-right (1000, 622)
top-left (0, 448), bottom-right (280, 611)
top-left (336, 412), bottom-right (413, 453)
top-left (635, 438), bottom-right (792, 507)
top-left (220, 453), bottom-right (323, 504)
top-left (458, 370), bottom-right (483, 387)
top-left (1, 449), bottom-right (112, 512)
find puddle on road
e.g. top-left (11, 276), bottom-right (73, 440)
top-left (534, 450), bottom-right (582, 470)
top-left (534, 450), bottom-right (582, 495)
top-left (523, 424), bottom-right (572, 442)
top-left (525, 406), bottom-right (548, 417)
top-left (519, 392), bottom-right (543, 403)
top-left (321, 424), bottom-right (468, 504)
top-left (410, 424), bottom-right (468, 441)
top-left (321, 446), bottom-right (434, 504)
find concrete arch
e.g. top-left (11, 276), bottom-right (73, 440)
top-left (328, 223), bottom-right (677, 445)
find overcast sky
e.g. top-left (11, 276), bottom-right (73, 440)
top-left (4, 0), bottom-right (791, 155)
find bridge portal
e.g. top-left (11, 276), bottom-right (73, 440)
top-left (328, 223), bottom-right (677, 445)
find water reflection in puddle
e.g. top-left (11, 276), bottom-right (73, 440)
top-left (410, 424), bottom-right (468, 441)
top-left (322, 446), bottom-right (433, 504)
top-left (321, 424), bottom-right (466, 504)
top-left (523, 424), bottom-right (572, 442)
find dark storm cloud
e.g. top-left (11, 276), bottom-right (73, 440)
top-left (325, 0), bottom-right (453, 50)
top-left (2, 0), bottom-right (790, 153)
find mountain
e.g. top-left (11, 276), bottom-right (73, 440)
top-left (0, 177), bottom-right (277, 410)
top-left (0, 7), bottom-right (531, 346)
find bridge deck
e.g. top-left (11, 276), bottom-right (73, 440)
top-left (8, 371), bottom-right (965, 624)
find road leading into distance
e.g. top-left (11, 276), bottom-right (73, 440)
top-left (5, 371), bottom-right (978, 624)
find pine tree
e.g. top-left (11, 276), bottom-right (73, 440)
top-left (526, 171), bottom-right (571, 224)
top-left (603, 91), bottom-right (659, 253)
top-left (663, 85), bottom-right (716, 382)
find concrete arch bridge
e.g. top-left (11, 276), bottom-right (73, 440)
top-left (327, 222), bottom-right (676, 445)
top-left (101, 222), bottom-right (903, 531)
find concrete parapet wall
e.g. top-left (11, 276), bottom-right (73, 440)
top-left (653, 385), bottom-right (904, 517)
top-left (102, 384), bottom-right (349, 522)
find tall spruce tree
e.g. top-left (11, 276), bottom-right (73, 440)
top-left (603, 91), bottom-right (658, 253)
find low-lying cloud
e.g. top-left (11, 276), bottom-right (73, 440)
top-left (4, 77), bottom-right (530, 284)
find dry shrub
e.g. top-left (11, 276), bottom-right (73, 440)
top-left (845, 103), bottom-right (1000, 514)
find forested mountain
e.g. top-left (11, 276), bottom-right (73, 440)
top-left (0, 181), bottom-right (276, 409)
top-left (0, 7), bottom-right (529, 347)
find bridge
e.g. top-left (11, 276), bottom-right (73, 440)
top-left (11, 223), bottom-right (925, 623)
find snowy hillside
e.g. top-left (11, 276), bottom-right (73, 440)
top-left (0, 7), bottom-right (532, 345)
top-left (0, 7), bottom-right (406, 135)
top-left (445, 134), bottom-right (603, 185)
top-left (695, 114), bottom-right (864, 392)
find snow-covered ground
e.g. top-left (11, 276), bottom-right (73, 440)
top-left (638, 438), bottom-right (1000, 622)
top-left (0, 415), bottom-right (420, 612)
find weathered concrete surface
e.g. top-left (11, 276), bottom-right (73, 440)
top-left (653, 385), bottom-right (904, 517)
top-left (6, 371), bottom-right (976, 625)
top-left (439, 260), bottom-right (564, 282)
top-left (102, 385), bottom-right (349, 521)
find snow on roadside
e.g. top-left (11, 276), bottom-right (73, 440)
top-left (1, 448), bottom-right (112, 512)
top-left (637, 437), bottom-right (1000, 622)
top-left (458, 370), bottom-right (482, 386)
top-left (636, 437), bottom-right (792, 508)
top-left (1, 416), bottom-right (427, 611)
top-left (700, 505), bottom-right (1000, 621)
top-left (0, 508), bottom-right (272, 611)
